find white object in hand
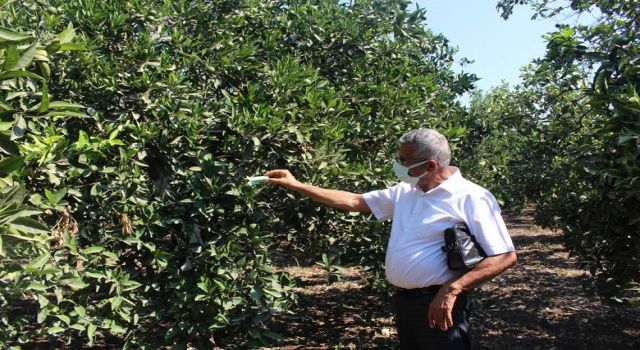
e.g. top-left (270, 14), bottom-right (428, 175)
top-left (246, 176), bottom-right (269, 186)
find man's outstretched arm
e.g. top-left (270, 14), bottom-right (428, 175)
top-left (266, 169), bottom-right (371, 213)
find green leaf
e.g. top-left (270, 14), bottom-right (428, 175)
top-left (0, 120), bottom-right (13, 130)
top-left (38, 61), bottom-right (50, 78)
top-left (101, 251), bottom-right (119, 261)
top-left (44, 188), bottom-right (67, 205)
top-left (0, 156), bottom-right (24, 176)
top-left (59, 43), bottom-right (87, 51)
top-left (1, 207), bottom-right (27, 225)
top-left (70, 324), bottom-right (86, 331)
top-left (38, 294), bottom-right (49, 308)
top-left (81, 246), bottom-right (104, 255)
top-left (263, 288), bottom-right (282, 298)
top-left (0, 135), bottom-right (19, 155)
top-left (48, 101), bottom-right (85, 110)
top-left (109, 129), bottom-right (120, 141)
top-left (56, 314), bottom-right (71, 325)
top-left (54, 287), bottom-right (63, 303)
top-left (62, 278), bottom-right (89, 290)
top-left (0, 101), bottom-right (13, 117)
top-left (0, 70), bottom-right (44, 80)
top-left (76, 130), bottom-right (90, 149)
top-left (26, 252), bottom-right (51, 271)
top-left (15, 44), bottom-right (37, 70)
top-left (37, 267), bottom-right (61, 275)
top-left (37, 308), bottom-right (49, 323)
top-left (3, 45), bottom-right (18, 71)
top-left (87, 324), bottom-right (97, 345)
top-left (48, 326), bottom-right (65, 334)
top-left (0, 28), bottom-right (33, 43)
top-left (45, 40), bottom-right (60, 54)
top-left (197, 279), bottom-right (209, 292)
top-left (65, 234), bottom-right (77, 253)
top-left (74, 305), bottom-right (86, 317)
top-left (34, 48), bottom-right (49, 62)
top-left (0, 207), bottom-right (41, 226)
top-left (110, 296), bottom-right (122, 310)
top-left (109, 322), bottom-right (127, 334)
top-left (213, 279), bottom-right (226, 291)
top-left (84, 270), bottom-right (106, 279)
top-left (121, 280), bottom-right (142, 291)
top-left (4, 232), bottom-right (47, 243)
top-left (27, 282), bottom-right (48, 291)
top-left (39, 82), bottom-right (49, 113)
top-left (56, 23), bottom-right (76, 44)
top-left (9, 217), bottom-right (48, 234)
top-left (44, 110), bottom-right (88, 118)
top-left (0, 185), bottom-right (26, 206)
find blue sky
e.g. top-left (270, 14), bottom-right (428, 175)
top-left (415, 0), bottom-right (558, 92)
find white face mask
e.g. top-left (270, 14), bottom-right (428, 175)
top-left (393, 159), bottom-right (429, 186)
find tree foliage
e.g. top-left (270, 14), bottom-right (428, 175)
top-left (1, 0), bottom-right (473, 347)
top-left (494, 0), bottom-right (640, 297)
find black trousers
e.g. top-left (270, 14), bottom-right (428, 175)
top-left (394, 288), bottom-right (472, 350)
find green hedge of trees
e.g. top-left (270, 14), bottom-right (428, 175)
top-left (485, 0), bottom-right (639, 297)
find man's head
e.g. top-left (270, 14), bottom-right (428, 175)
top-left (393, 128), bottom-right (452, 190)
top-left (398, 128), bottom-right (451, 168)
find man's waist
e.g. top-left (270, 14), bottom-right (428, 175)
top-left (396, 285), bottom-right (442, 297)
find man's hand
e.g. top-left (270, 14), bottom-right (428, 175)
top-left (265, 169), bottom-right (302, 190)
top-left (427, 286), bottom-right (460, 331)
top-left (426, 252), bottom-right (517, 331)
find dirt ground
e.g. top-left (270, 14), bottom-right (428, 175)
top-left (268, 215), bottom-right (640, 349)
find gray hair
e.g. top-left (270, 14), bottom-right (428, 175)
top-left (399, 128), bottom-right (451, 166)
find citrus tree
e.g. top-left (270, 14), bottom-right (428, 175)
top-left (0, 20), bottom-right (96, 345)
top-left (496, 0), bottom-right (640, 297)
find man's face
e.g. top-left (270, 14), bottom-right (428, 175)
top-left (398, 143), bottom-right (433, 177)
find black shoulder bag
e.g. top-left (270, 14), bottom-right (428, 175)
top-left (441, 222), bottom-right (486, 270)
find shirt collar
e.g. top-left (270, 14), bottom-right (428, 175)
top-left (429, 168), bottom-right (463, 194)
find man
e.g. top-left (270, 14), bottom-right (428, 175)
top-left (266, 128), bottom-right (516, 349)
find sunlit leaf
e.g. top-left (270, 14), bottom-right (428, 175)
top-left (0, 156), bottom-right (24, 176)
top-left (0, 27), bottom-right (33, 43)
top-left (15, 44), bottom-right (37, 70)
top-left (56, 23), bottom-right (75, 44)
top-left (9, 216), bottom-right (48, 234)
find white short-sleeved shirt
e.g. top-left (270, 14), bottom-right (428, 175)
top-left (363, 169), bottom-right (515, 289)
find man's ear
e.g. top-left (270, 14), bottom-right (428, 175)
top-left (428, 160), bottom-right (438, 171)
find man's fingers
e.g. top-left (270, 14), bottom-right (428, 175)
top-left (439, 313), bottom-right (449, 331)
top-left (429, 309), bottom-right (442, 329)
top-left (446, 311), bottom-right (453, 329)
top-left (265, 169), bottom-right (286, 178)
top-left (428, 303), bottom-right (454, 331)
top-left (437, 316), bottom-right (445, 330)
top-left (267, 177), bottom-right (287, 186)
top-left (427, 309), bottom-right (435, 328)
top-left (435, 305), bottom-right (454, 331)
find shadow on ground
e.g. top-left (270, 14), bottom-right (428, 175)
top-left (270, 219), bottom-right (640, 349)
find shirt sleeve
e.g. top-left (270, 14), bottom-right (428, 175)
top-left (464, 191), bottom-right (515, 256)
top-left (362, 184), bottom-right (401, 221)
